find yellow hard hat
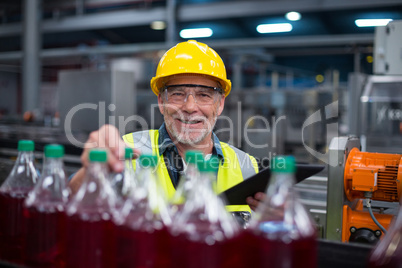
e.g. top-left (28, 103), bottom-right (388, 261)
top-left (150, 40), bottom-right (231, 97)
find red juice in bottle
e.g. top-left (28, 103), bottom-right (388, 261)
top-left (23, 144), bottom-right (69, 268)
top-left (117, 225), bottom-right (171, 268)
top-left (248, 156), bottom-right (318, 268)
top-left (290, 235), bottom-right (317, 268)
top-left (0, 140), bottom-right (38, 263)
top-left (172, 230), bottom-right (220, 268)
top-left (134, 226), bottom-right (171, 268)
top-left (115, 206), bottom-right (145, 268)
top-left (116, 224), bottom-right (140, 268)
top-left (115, 154), bottom-right (172, 268)
top-left (154, 227), bottom-right (172, 268)
top-left (172, 220), bottom-right (241, 268)
top-left (258, 233), bottom-right (317, 268)
top-left (0, 190), bottom-right (29, 263)
top-left (220, 229), bottom-right (262, 268)
top-left (66, 213), bottom-right (116, 268)
top-left (23, 206), bottom-right (66, 267)
top-left (65, 149), bottom-right (117, 268)
top-left (170, 156), bottom-right (240, 268)
top-left (116, 202), bottom-right (172, 268)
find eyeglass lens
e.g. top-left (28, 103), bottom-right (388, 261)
top-left (165, 85), bottom-right (220, 105)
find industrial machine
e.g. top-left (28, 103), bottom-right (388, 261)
top-left (348, 20), bottom-right (402, 155)
top-left (215, 88), bottom-right (335, 161)
top-left (326, 136), bottom-right (401, 244)
top-left (58, 69), bottom-right (136, 134)
top-left (337, 21), bottom-right (402, 243)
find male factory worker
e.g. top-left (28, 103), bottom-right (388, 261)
top-left (69, 40), bottom-right (266, 221)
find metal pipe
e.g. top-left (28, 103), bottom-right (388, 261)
top-left (22, 0), bottom-right (42, 114)
top-left (165, 0), bottom-right (177, 47)
top-left (271, 71), bottom-right (279, 91)
top-left (0, 34), bottom-right (374, 61)
top-left (233, 56), bottom-right (243, 91)
top-left (354, 50), bottom-right (361, 73)
top-left (258, 62), bottom-right (267, 89)
top-left (76, 0), bottom-right (85, 16)
top-left (286, 70), bottom-right (293, 88)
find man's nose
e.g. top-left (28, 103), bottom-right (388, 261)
top-left (182, 93), bottom-right (197, 111)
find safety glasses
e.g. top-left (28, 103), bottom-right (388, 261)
top-left (162, 84), bottom-right (223, 106)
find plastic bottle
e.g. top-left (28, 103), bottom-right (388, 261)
top-left (170, 156), bottom-right (240, 268)
top-left (0, 140), bottom-right (39, 263)
top-left (115, 154), bottom-right (172, 268)
top-left (23, 144), bottom-right (69, 267)
top-left (368, 198), bottom-right (402, 268)
top-left (169, 150), bottom-right (203, 217)
top-left (110, 147), bottom-right (136, 202)
top-left (247, 155), bottom-right (317, 268)
top-left (65, 149), bottom-right (117, 268)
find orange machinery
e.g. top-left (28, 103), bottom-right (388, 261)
top-left (325, 136), bottom-right (402, 244)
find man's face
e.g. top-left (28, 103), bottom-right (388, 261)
top-left (158, 75), bottom-right (225, 147)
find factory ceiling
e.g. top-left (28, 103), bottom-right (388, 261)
top-left (0, 0), bottom-right (401, 52)
top-left (0, 0), bottom-right (401, 80)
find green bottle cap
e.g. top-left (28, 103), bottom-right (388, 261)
top-left (125, 148), bottom-right (134, 159)
top-left (18, 140), bottom-right (35, 152)
top-left (89, 149), bottom-right (107, 162)
top-left (185, 150), bottom-right (203, 165)
top-left (197, 155), bottom-right (220, 173)
top-left (271, 155), bottom-right (296, 173)
top-left (139, 154), bottom-right (158, 168)
top-left (44, 144), bottom-right (65, 158)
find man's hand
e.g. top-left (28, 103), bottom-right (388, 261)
top-left (69, 124), bottom-right (139, 194)
top-left (80, 124), bottom-right (129, 173)
top-left (246, 192), bottom-right (266, 211)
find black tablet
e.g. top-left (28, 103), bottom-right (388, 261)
top-left (219, 164), bottom-right (325, 205)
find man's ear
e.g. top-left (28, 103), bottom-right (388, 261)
top-left (217, 95), bottom-right (225, 116)
top-left (157, 93), bottom-right (164, 115)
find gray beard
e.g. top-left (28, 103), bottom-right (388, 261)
top-left (164, 114), bottom-right (217, 146)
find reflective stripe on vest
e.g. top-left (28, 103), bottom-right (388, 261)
top-left (122, 130), bottom-right (258, 213)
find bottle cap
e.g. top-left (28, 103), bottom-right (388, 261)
top-left (44, 144), bottom-right (65, 158)
top-left (125, 148), bottom-right (134, 159)
top-left (139, 154), bottom-right (158, 168)
top-left (185, 150), bottom-right (203, 165)
top-left (271, 155), bottom-right (296, 173)
top-left (197, 155), bottom-right (220, 173)
top-left (18, 140), bottom-right (35, 152)
top-left (89, 149), bottom-right (107, 162)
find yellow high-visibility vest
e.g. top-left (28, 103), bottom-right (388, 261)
top-left (123, 130), bottom-right (258, 213)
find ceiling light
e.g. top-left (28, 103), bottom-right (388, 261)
top-left (150, 21), bottom-right (166, 30)
top-left (256, 23), bottom-right (293, 34)
top-left (355, 19), bottom-right (393, 27)
top-left (361, 96), bottom-right (369, 102)
top-left (180, 28), bottom-right (213, 39)
top-left (285, 11), bottom-right (301, 21)
top-left (315, 74), bottom-right (324, 83)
